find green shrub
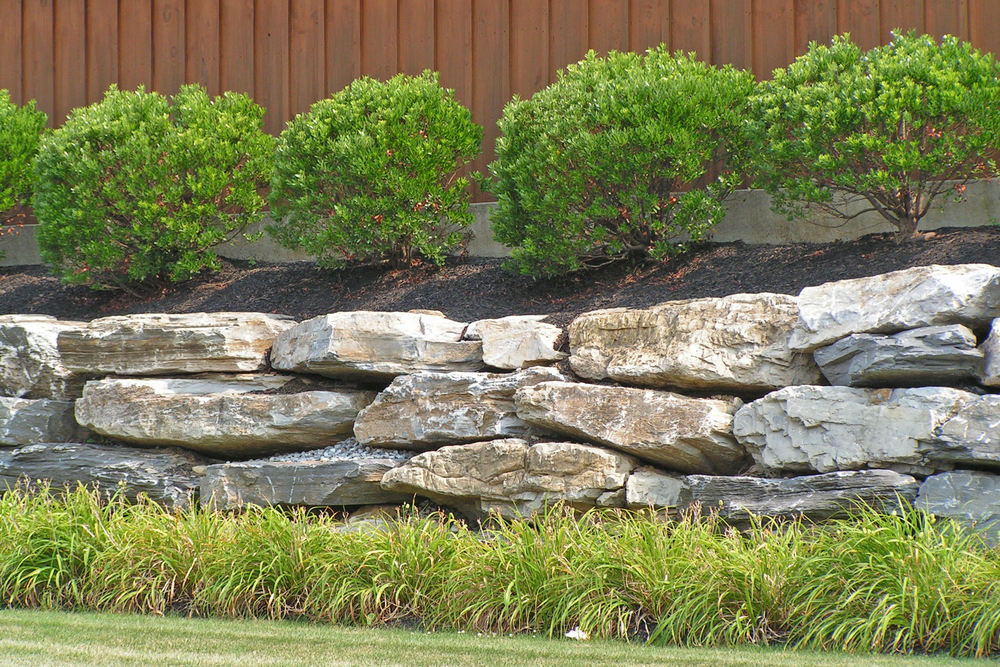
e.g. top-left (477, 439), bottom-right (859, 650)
top-left (268, 71), bottom-right (482, 269)
top-left (489, 48), bottom-right (755, 277)
top-left (0, 90), bottom-right (47, 218)
top-left (33, 85), bottom-right (273, 291)
top-left (749, 32), bottom-right (1000, 237)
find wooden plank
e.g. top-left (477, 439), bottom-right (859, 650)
top-left (753, 0), bottom-right (794, 79)
top-left (152, 0), bottom-right (185, 96)
top-left (836, 0), bottom-right (880, 51)
top-left (969, 0), bottom-right (1000, 56)
top-left (589, 0), bottom-right (627, 56)
top-left (0, 1), bottom-right (24, 105)
top-left (711, 0), bottom-right (752, 70)
top-left (119, 0), bottom-right (153, 91)
top-left (255, 0), bottom-right (290, 134)
top-left (398, 0), bottom-right (434, 75)
top-left (326, 0), bottom-right (361, 94)
top-left (670, 0), bottom-right (711, 61)
top-left (509, 0), bottom-right (548, 98)
top-left (435, 0), bottom-right (472, 108)
top-left (289, 0), bottom-right (325, 117)
top-left (361, 0), bottom-right (397, 80)
top-left (880, 0), bottom-right (924, 42)
top-left (86, 0), bottom-right (118, 103)
top-left (549, 0), bottom-right (588, 79)
top-left (23, 0), bottom-right (54, 125)
top-left (186, 0), bottom-right (221, 96)
top-left (471, 0), bottom-right (508, 199)
top-left (924, 0), bottom-right (968, 40)
top-left (220, 0), bottom-right (254, 96)
top-left (54, 0), bottom-right (86, 124)
top-left (629, 0), bottom-right (666, 54)
top-left (794, 0), bottom-right (837, 56)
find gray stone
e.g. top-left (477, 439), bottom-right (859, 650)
top-left (271, 311), bottom-right (484, 381)
top-left (624, 467), bottom-right (687, 509)
top-left (0, 315), bottom-right (90, 399)
top-left (0, 442), bottom-right (206, 509)
top-left (74, 376), bottom-right (375, 459)
top-left (201, 458), bottom-right (410, 510)
top-left (465, 316), bottom-right (567, 369)
top-left (976, 318), bottom-right (1000, 386)
top-left (0, 397), bottom-right (87, 445)
top-left (58, 312), bottom-right (297, 375)
top-left (569, 293), bottom-right (821, 392)
top-left (514, 381), bottom-right (748, 474)
top-left (354, 368), bottom-right (565, 450)
top-left (814, 324), bottom-right (983, 387)
top-left (790, 264), bottom-right (1000, 352)
top-left (916, 470), bottom-right (1000, 545)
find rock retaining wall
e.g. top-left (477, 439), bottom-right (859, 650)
top-left (3, 263), bottom-right (1000, 539)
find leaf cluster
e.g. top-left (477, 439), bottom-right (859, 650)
top-left (0, 90), bottom-right (47, 216)
top-left (33, 85), bottom-right (274, 291)
top-left (268, 72), bottom-right (483, 269)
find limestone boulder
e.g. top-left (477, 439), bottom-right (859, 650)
top-left (271, 311), bottom-right (484, 381)
top-left (623, 467), bottom-right (687, 509)
top-left (0, 397), bottom-right (88, 445)
top-left (465, 316), bottom-right (567, 369)
top-left (354, 367), bottom-right (565, 450)
top-left (0, 315), bottom-right (90, 399)
top-left (74, 376), bottom-right (375, 459)
top-left (569, 293), bottom-right (821, 392)
top-left (813, 324), bottom-right (983, 387)
top-left (916, 470), bottom-right (1000, 545)
top-left (380, 438), bottom-right (638, 519)
top-left (59, 312), bottom-right (296, 375)
top-left (514, 381), bottom-right (748, 474)
top-left (790, 264), bottom-right (1000, 352)
top-left (0, 442), bottom-right (206, 509)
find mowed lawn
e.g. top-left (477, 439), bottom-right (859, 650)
top-left (0, 609), bottom-right (988, 667)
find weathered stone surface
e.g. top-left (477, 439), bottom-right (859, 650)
top-left (916, 470), bottom-right (1000, 545)
top-left (514, 381), bottom-right (747, 474)
top-left (380, 438), bottom-right (638, 519)
top-left (465, 316), bottom-right (567, 369)
top-left (202, 458), bottom-right (410, 509)
top-left (569, 293), bottom-right (821, 392)
top-left (814, 324), bottom-right (983, 387)
top-left (0, 315), bottom-right (90, 400)
top-left (625, 467), bottom-right (918, 523)
top-left (271, 311), bottom-right (484, 380)
top-left (59, 312), bottom-right (296, 375)
top-left (74, 376), bottom-right (375, 459)
top-left (354, 368), bottom-right (565, 450)
top-left (733, 385), bottom-right (1000, 476)
top-left (976, 319), bottom-right (1000, 386)
top-left (0, 397), bottom-right (87, 445)
top-left (790, 264), bottom-right (1000, 352)
top-left (0, 442), bottom-right (206, 509)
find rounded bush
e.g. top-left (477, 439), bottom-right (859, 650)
top-left (0, 90), bottom-right (47, 219)
top-left (489, 48), bottom-right (755, 277)
top-left (268, 71), bottom-right (483, 268)
top-left (34, 85), bottom-right (274, 291)
top-left (749, 32), bottom-right (1000, 237)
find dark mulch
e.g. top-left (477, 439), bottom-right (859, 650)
top-left (2, 226), bottom-right (999, 326)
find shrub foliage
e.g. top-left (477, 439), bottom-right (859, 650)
top-left (489, 48), bottom-right (755, 277)
top-left (0, 90), bottom-right (47, 219)
top-left (268, 72), bottom-right (483, 269)
top-left (33, 85), bottom-right (274, 291)
top-left (749, 32), bottom-right (1000, 237)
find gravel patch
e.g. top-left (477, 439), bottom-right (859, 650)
top-left (262, 438), bottom-right (415, 464)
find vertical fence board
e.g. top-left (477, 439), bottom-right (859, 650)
top-left (86, 0), bottom-right (118, 103)
top-left (589, 0), bottom-right (628, 55)
top-left (255, 0), bottom-right (289, 135)
top-left (119, 0), bottom-right (153, 91)
top-left (290, 0), bottom-right (325, 117)
top-left (671, 0), bottom-right (711, 61)
top-left (220, 0), bottom-right (254, 96)
top-left (880, 0), bottom-right (924, 41)
top-left (0, 1), bottom-right (22, 105)
top-left (186, 0), bottom-right (220, 96)
top-left (509, 0), bottom-right (547, 99)
top-left (361, 0), bottom-right (398, 80)
top-left (837, 0), bottom-right (880, 50)
top-left (711, 0), bottom-right (752, 69)
top-left (23, 0), bottom-right (54, 124)
top-left (398, 0), bottom-right (435, 75)
top-left (153, 0), bottom-right (185, 96)
top-left (753, 0), bottom-right (793, 78)
top-left (549, 0), bottom-right (588, 79)
top-left (969, 0), bottom-right (1000, 56)
top-left (629, 0), bottom-right (665, 53)
top-left (326, 0), bottom-right (361, 94)
top-left (471, 0), bottom-right (509, 195)
top-left (795, 0), bottom-right (837, 56)
top-left (435, 0), bottom-right (473, 107)
top-left (924, 0), bottom-right (968, 40)
top-left (54, 0), bottom-right (86, 123)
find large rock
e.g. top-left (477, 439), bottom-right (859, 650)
top-left (734, 385), bottom-right (1000, 476)
top-left (0, 315), bottom-right (89, 400)
top-left (74, 376), bottom-right (375, 459)
top-left (813, 324), bottom-right (983, 387)
top-left (380, 439), bottom-right (638, 519)
top-left (465, 316), bottom-right (567, 370)
top-left (790, 264), bottom-right (1000, 352)
top-left (514, 381), bottom-right (747, 474)
top-left (271, 311), bottom-right (484, 381)
top-left (916, 470), bottom-right (1000, 545)
top-left (0, 397), bottom-right (87, 445)
top-left (354, 368), bottom-right (565, 450)
top-left (58, 312), bottom-right (296, 375)
top-left (625, 467), bottom-right (918, 524)
top-left (0, 442), bottom-right (206, 509)
top-left (202, 458), bottom-right (411, 510)
top-left (569, 294), bottom-right (821, 392)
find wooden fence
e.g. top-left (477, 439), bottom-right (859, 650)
top-left (2, 0), bottom-right (999, 200)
